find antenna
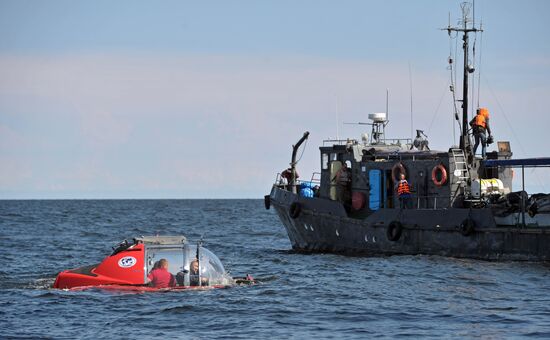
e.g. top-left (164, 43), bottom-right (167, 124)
top-left (442, 1), bottom-right (482, 155)
top-left (409, 62), bottom-right (414, 141)
top-left (473, 0), bottom-right (475, 28)
top-left (386, 88), bottom-right (389, 122)
top-left (335, 95), bottom-right (340, 141)
top-left (476, 20), bottom-right (483, 109)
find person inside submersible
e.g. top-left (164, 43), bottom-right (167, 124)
top-left (176, 259), bottom-right (209, 286)
top-left (147, 258), bottom-right (176, 288)
top-left (189, 259), bottom-right (209, 286)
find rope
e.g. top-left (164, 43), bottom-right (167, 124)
top-left (295, 137), bottom-right (308, 164)
top-left (426, 78), bottom-right (450, 136)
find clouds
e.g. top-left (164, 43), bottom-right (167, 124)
top-left (1, 0), bottom-right (550, 199)
top-left (0, 49), bottom-right (549, 198)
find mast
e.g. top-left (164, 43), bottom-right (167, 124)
top-left (445, 2), bottom-right (482, 155)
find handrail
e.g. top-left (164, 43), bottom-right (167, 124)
top-left (310, 172), bottom-right (321, 184)
top-left (368, 193), bottom-right (446, 210)
top-left (274, 173), bottom-right (321, 186)
top-left (322, 138), bottom-right (413, 147)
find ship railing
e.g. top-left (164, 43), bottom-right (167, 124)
top-left (309, 172), bottom-right (321, 184)
top-left (322, 139), bottom-right (354, 146)
top-left (369, 193), bottom-right (446, 210)
top-left (483, 157), bottom-right (550, 227)
top-left (273, 172), bottom-right (321, 192)
top-left (406, 194), bottom-right (445, 210)
top-left (414, 194), bottom-right (441, 210)
top-left (273, 172), bottom-right (284, 188)
top-left (380, 138), bottom-right (413, 146)
top-left (412, 193), bottom-right (450, 210)
top-left (322, 138), bottom-right (413, 147)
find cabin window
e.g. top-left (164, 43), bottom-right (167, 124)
top-left (145, 247), bottom-right (185, 276)
top-left (345, 160), bottom-right (352, 169)
top-left (330, 153), bottom-right (338, 161)
top-left (322, 154), bottom-right (329, 170)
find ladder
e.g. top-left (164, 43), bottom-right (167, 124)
top-left (450, 148), bottom-right (470, 185)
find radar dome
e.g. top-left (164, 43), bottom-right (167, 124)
top-left (368, 112), bottom-right (387, 122)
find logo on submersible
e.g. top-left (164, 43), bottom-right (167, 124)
top-left (118, 256), bottom-right (137, 268)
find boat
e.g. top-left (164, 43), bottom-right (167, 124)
top-left (265, 3), bottom-right (550, 261)
top-left (53, 236), bottom-right (252, 290)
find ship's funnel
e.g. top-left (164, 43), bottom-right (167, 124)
top-left (368, 112), bottom-right (387, 123)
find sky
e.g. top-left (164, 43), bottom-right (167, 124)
top-left (1, 0), bottom-right (549, 199)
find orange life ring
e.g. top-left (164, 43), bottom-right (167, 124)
top-left (431, 164), bottom-right (448, 186)
top-left (391, 163), bottom-right (406, 182)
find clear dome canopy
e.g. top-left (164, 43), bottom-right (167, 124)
top-left (145, 243), bottom-right (233, 287)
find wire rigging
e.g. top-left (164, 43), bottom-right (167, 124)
top-left (296, 137), bottom-right (308, 164)
top-left (471, 29), bottom-right (477, 118)
top-left (484, 76), bottom-right (547, 192)
top-left (448, 30), bottom-right (462, 144)
top-left (476, 27), bottom-right (483, 108)
top-left (426, 78), bottom-right (451, 137)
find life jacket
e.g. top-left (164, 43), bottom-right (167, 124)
top-left (397, 180), bottom-right (411, 195)
top-left (474, 114), bottom-right (486, 129)
top-left (479, 107), bottom-right (490, 119)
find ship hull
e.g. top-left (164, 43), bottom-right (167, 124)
top-left (270, 186), bottom-right (550, 261)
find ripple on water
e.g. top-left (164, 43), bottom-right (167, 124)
top-left (1, 199), bottom-right (549, 339)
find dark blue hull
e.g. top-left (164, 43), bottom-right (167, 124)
top-left (270, 186), bottom-right (550, 261)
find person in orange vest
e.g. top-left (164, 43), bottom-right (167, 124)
top-left (469, 107), bottom-right (492, 159)
top-left (397, 173), bottom-right (412, 209)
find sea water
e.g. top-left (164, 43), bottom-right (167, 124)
top-left (1, 199), bottom-right (549, 339)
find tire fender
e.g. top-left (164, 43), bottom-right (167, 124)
top-left (264, 195), bottom-right (271, 210)
top-left (289, 202), bottom-right (302, 219)
top-left (460, 218), bottom-right (475, 236)
top-left (386, 221), bottom-right (403, 242)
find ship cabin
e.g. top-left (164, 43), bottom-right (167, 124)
top-left (311, 133), bottom-right (513, 219)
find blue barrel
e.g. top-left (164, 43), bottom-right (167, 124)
top-left (300, 187), bottom-right (314, 198)
top-left (300, 181), bottom-right (315, 189)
